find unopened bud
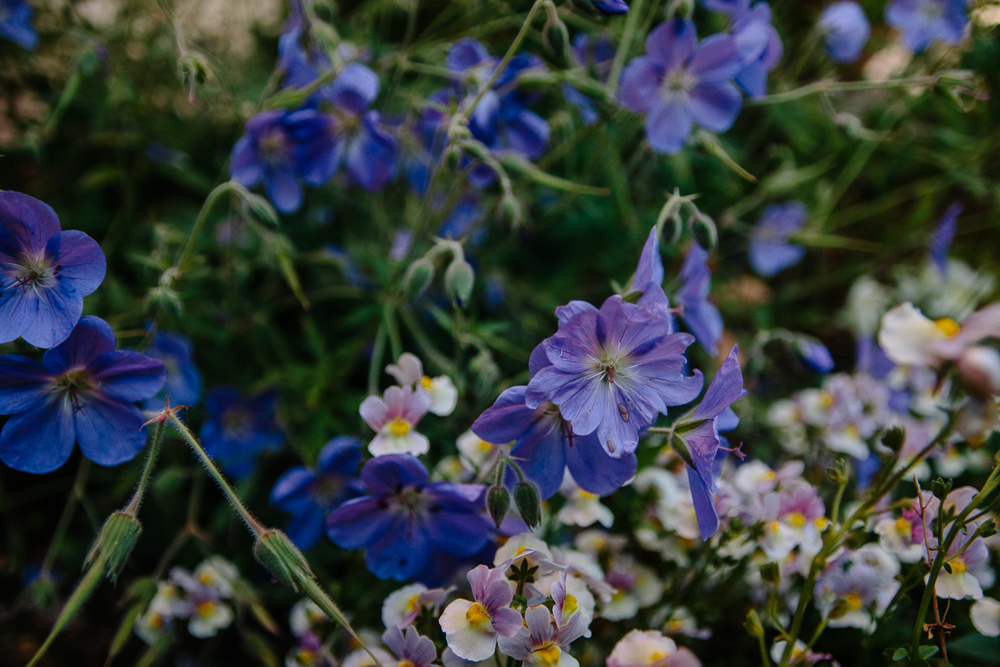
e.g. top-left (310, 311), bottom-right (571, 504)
top-left (692, 214), bottom-right (717, 250)
top-left (979, 518), bottom-right (998, 539)
top-left (511, 594), bottom-right (528, 612)
top-left (932, 477), bottom-right (953, 501)
top-left (87, 512), bottom-right (143, 581)
top-left (501, 194), bottom-right (522, 227)
top-left (514, 481), bottom-right (542, 528)
top-left (743, 609), bottom-right (764, 638)
top-left (487, 486), bottom-right (511, 528)
top-left (760, 561), bottom-right (781, 585)
top-left (826, 463), bottom-right (848, 485)
top-left (881, 426), bottom-right (906, 453)
top-left (254, 529), bottom-right (314, 590)
top-left (957, 346), bottom-right (1000, 396)
top-left (543, 11), bottom-right (569, 62)
top-left (445, 259), bottom-right (475, 306)
top-left (404, 258), bottom-right (434, 300)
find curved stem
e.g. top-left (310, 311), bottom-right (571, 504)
top-left (124, 419), bottom-right (166, 516)
top-left (751, 75), bottom-right (944, 106)
top-left (176, 180), bottom-right (237, 274)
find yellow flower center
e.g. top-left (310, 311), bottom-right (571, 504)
top-left (820, 392), bottom-right (834, 408)
top-left (196, 601), bottom-right (216, 617)
top-left (421, 376), bottom-right (433, 389)
top-left (466, 602), bottom-right (491, 628)
top-left (389, 418), bottom-right (410, 436)
top-left (149, 613), bottom-right (164, 629)
top-left (665, 619), bottom-right (683, 632)
top-left (479, 439), bottom-right (493, 452)
top-left (399, 661), bottom-right (416, 667)
top-left (950, 560), bottom-right (967, 575)
top-left (815, 517), bottom-right (829, 530)
top-left (406, 594), bottom-right (420, 612)
top-left (578, 490), bottom-right (598, 500)
top-left (649, 652), bottom-right (665, 664)
top-left (535, 645), bottom-right (561, 666)
top-left (298, 649), bottom-right (316, 664)
top-left (562, 594), bottom-right (578, 618)
top-left (845, 594), bottom-right (863, 611)
top-left (770, 520), bottom-right (781, 533)
top-left (789, 512), bottom-right (807, 528)
top-left (895, 517), bottom-right (911, 535)
top-left (764, 470), bottom-right (776, 480)
top-left (844, 424), bottom-right (859, 438)
top-left (198, 572), bottom-right (214, 585)
top-left (935, 318), bottom-right (960, 337)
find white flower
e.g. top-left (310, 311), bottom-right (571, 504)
top-left (360, 385), bottom-right (432, 457)
top-left (192, 556), bottom-right (238, 597)
top-left (601, 559), bottom-right (663, 621)
top-left (606, 629), bottom-right (677, 667)
top-left (343, 646), bottom-right (394, 667)
top-left (842, 275), bottom-right (891, 337)
top-left (971, 597), bottom-right (1000, 637)
top-left (457, 429), bottom-right (499, 469)
top-left (187, 597), bottom-right (234, 638)
top-left (135, 582), bottom-right (186, 645)
top-left (557, 473), bottom-right (613, 528)
top-left (290, 599), bottom-right (327, 637)
top-left (386, 352), bottom-right (458, 416)
top-left (874, 517), bottom-right (923, 563)
top-left (382, 583), bottom-right (427, 629)
top-left (879, 302), bottom-right (961, 367)
top-left (440, 563), bottom-right (524, 661)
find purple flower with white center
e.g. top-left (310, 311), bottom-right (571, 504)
top-left (819, 2), bottom-right (871, 63)
top-left (359, 385), bottom-right (433, 457)
top-left (471, 345), bottom-right (638, 500)
top-left (749, 201), bottom-right (807, 276)
top-left (326, 455), bottom-right (491, 581)
top-left (270, 437), bottom-right (364, 549)
top-left (439, 562), bottom-right (523, 660)
top-left (497, 604), bottom-right (587, 667)
top-left (885, 0), bottom-right (968, 53)
top-left (0, 0), bottom-right (36, 49)
top-left (142, 332), bottom-right (202, 411)
top-left (619, 19), bottom-right (743, 154)
top-left (0, 316), bottom-right (166, 474)
top-left (730, 2), bottom-right (783, 98)
top-left (815, 563), bottom-right (887, 629)
top-left (563, 34), bottom-right (616, 125)
top-left (930, 201), bottom-right (962, 274)
top-left (676, 243), bottom-right (724, 356)
top-left (672, 345), bottom-right (746, 539)
top-left (0, 191), bottom-right (106, 349)
top-left (200, 388), bottom-right (284, 479)
top-left (382, 625), bottom-right (438, 667)
top-left (525, 286), bottom-right (703, 458)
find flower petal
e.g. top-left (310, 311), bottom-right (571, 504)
top-left (0, 397), bottom-right (75, 473)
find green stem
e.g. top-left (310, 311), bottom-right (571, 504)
top-left (368, 323), bottom-right (388, 396)
top-left (607, 0), bottom-right (646, 92)
top-left (124, 419), bottom-right (166, 516)
top-left (40, 458), bottom-right (91, 580)
top-left (176, 180), bottom-right (237, 274)
top-left (751, 75), bottom-right (946, 105)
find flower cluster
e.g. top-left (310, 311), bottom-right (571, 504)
top-left (136, 556), bottom-right (239, 644)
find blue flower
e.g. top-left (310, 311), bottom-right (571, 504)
top-left (930, 201), bottom-right (962, 275)
top-left (672, 345), bottom-right (746, 539)
top-left (270, 436), bottom-right (364, 549)
top-left (819, 1), bottom-right (871, 63)
top-left (885, 0), bottom-right (968, 53)
top-left (793, 338), bottom-right (835, 373)
top-left (619, 19), bottom-right (743, 154)
top-left (0, 191), bottom-right (106, 349)
top-left (593, 0), bottom-right (629, 15)
top-left (0, 317), bottom-right (166, 474)
top-left (748, 201), bottom-right (807, 276)
top-left (326, 455), bottom-right (491, 581)
top-left (676, 243), bottom-right (724, 356)
top-left (471, 344), bottom-right (638, 500)
top-left (200, 388), bottom-right (284, 479)
top-left (0, 0), bottom-right (37, 49)
top-left (563, 34), bottom-right (616, 125)
top-left (142, 333), bottom-right (203, 411)
top-left (730, 2), bottom-right (783, 98)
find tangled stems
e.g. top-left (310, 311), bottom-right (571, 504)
top-left (778, 416), bottom-right (956, 666)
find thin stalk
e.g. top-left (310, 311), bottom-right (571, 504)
top-left (176, 181), bottom-right (237, 274)
top-left (607, 0), bottom-right (646, 92)
top-left (124, 419), bottom-right (166, 516)
top-left (751, 75), bottom-right (945, 105)
top-left (40, 459), bottom-right (92, 580)
top-left (25, 555), bottom-right (106, 667)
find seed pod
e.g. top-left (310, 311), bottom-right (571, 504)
top-left (254, 529), bottom-right (314, 590)
top-left (445, 259), bottom-right (475, 306)
top-left (487, 486), bottom-right (511, 529)
top-left (87, 512), bottom-right (143, 581)
top-left (743, 609), bottom-right (764, 638)
top-left (404, 259), bottom-right (434, 300)
top-left (514, 481), bottom-right (542, 528)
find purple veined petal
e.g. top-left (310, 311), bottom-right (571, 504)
top-left (330, 63), bottom-right (380, 114)
top-left (90, 351), bottom-right (166, 402)
top-left (554, 302), bottom-right (600, 338)
top-left (528, 343), bottom-right (552, 377)
top-left (680, 297), bottom-right (724, 356)
top-left (692, 345), bottom-right (745, 420)
top-left (0, 396), bottom-right (76, 473)
top-left (0, 355), bottom-right (50, 414)
top-left (326, 496), bottom-right (396, 549)
top-left (733, 19), bottom-right (771, 65)
top-left (716, 406), bottom-right (740, 433)
top-left (229, 136), bottom-right (263, 187)
top-left (508, 413), bottom-right (567, 499)
top-left (597, 295), bottom-right (662, 355)
top-left (497, 627), bottom-right (533, 659)
top-left (636, 283), bottom-right (674, 332)
top-left (689, 34), bottom-right (743, 83)
top-left (686, 464), bottom-right (720, 540)
top-left (490, 606), bottom-right (526, 639)
top-left (735, 61), bottom-right (768, 99)
top-left (645, 19), bottom-right (697, 70)
top-left (471, 386), bottom-right (533, 444)
top-left (632, 226), bottom-right (664, 291)
top-left (263, 164), bottom-right (303, 214)
top-left (679, 419), bottom-right (720, 492)
top-left (447, 37), bottom-right (492, 73)
top-left (359, 394), bottom-right (388, 431)
top-left (42, 316), bottom-right (117, 374)
top-left (74, 395), bottom-right (148, 466)
top-left (382, 626), bottom-right (407, 659)
top-left (360, 454), bottom-right (429, 494)
top-left (645, 95), bottom-right (693, 155)
top-left (618, 56), bottom-right (664, 114)
top-left (270, 466), bottom-right (317, 509)
top-left (688, 81), bottom-right (742, 132)
top-left (567, 431), bottom-right (637, 495)
top-left (424, 505), bottom-right (491, 557)
top-left (466, 563), bottom-right (493, 601)
top-left (501, 108), bottom-right (550, 159)
top-left (749, 239), bottom-right (805, 276)
top-left (529, 368), bottom-right (603, 436)
top-left (594, 384), bottom-right (651, 457)
top-left (0, 291), bottom-right (34, 346)
top-left (525, 604), bottom-right (554, 644)
top-left (46, 230), bottom-right (106, 297)
top-left (0, 191), bottom-right (61, 257)
top-left (346, 112), bottom-right (398, 193)
top-left (545, 334), bottom-right (598, 374)
top-left (364, 513), bottom-right (430, 580)
top-left (4, 276), bottom-right (82, 349)
top-left (317, 436), bottom-right (362, 474)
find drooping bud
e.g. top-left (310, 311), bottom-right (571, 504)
top-left (404, 258), bottom-right (435, 300)
top-left (881, 426), bottom-right (906, 453)
top-left (692, 214), bottom-right (717, 250)
top-left (743, 609), bottom-right (764, 638)
top-left (254, 529), bottom-right (314, 590)
top-left (445, 259), bottom-right (475, 306)
top-left (86, 512), bottom-right (143, 582)
top-left (760, 561), bottom-right (781, 585)
top-left (514, 481), bottom-right (542, 528)
top-left (487, 486), bottom-right (511, 528)
top-left (501, 193), bottom-right (522, 227)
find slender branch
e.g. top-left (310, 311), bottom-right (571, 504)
top-left (607, 0), bottom-right (646, 92)
top-left (176, 181), bottom-right (237, 274)
top-left (751, 75), bottom-right (945, 106)
top-left (40, 459), bottom-right (91, 580)
top-left (124, 419), bottom-right (166, 516)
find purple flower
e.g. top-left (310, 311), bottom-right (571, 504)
top-left (439, 562), bottom-right (523, 660)
top-left (382, 625), bottom-right (437, 667)
top-left (676, 243), bottom-right (724, 356)
top-left (525, 287), bottom-right (703, 458)
top-left (563, 34), bottom-right (616, 125)
top-left (0, 0), bottom-right (37, 49)
top-left (632, 226), bottom-right (665, 293)
top-left (819, 2), bottom-right (871, 63)
top-left (730, 2), bottom-right (783, 98)
top-left (200, 388), bottom-right (284, 479)
top-left (270, 436), bottom-right (364, 549)
top-left (497, 604), bottom-right (587, 665)
top-left (0, 191), bottom-right (106, 349)
top-left (749, 201), bottom-right (807, 276)
top-left (142, 332), bottom-right (203, 411)
top-left (326, 455), bottom-right (491, 581)
top-left (793, 338), bottom-right (835, 373)
top-left (930, 201), bottom-right (962, 274)
top-left (619, 19), bottom-right (743, 154)
top-left (589, 0), bottom-right (629, 17)
top-left (885, 0), bottom-right (968, 53)
top-left (672, 345), bottom-right (746, 539)
top-left (0, 316), bottom-right (166, 474)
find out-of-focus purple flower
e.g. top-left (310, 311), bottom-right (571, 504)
top-left (701, 0), bottom-right (747, 15)
top-left (819, 1), bottom-right (871, 63)
top-left (0, 0), bottom-right (37, 49)
top-left (749, 201), bottom-right (807, 276)
top-left (525, 287), bottom-right (703, 458)
top-left (0, 317), bottom-right (166, 473)
top-left (322, 245), bottom-right (370, 288)
top-left (0, 191), bottom-right (106, 349)
top-left (145, 143), bottom-right (190, 169)
top-left (382, 625), bottom-right (437, 667)
top-left (730, 2), bottom-right (783, 98)
top-left (563, 34), bottom-right (616, 125)
top-left (631, 226), bottom-right (665, 293)
top-left (672, 345), bottom-right (746, 539)
top-left (676, 243), bottom-right (724, 356)
top-left (575, 0), bottom-right (629, 17)
top-left (390, 229), bottom-right (413, 261)
top-left (200, 388), bottom-right (283, 479)
top-left (619, 19), bottom-right (743, 154)
top-left (326, 455), bottom-right (491, 580)
top-left (885, 0), bottom-right (968, 53)
top-left (793, 338), bottom-right (835, 373)
top-left (439, 197), bottom-right (486, 240)
top-left (270, 437), bottom-right (364, 549)
top-left (142, 332), bottom-right (203, 411)
top-left (930, 201), bottom-right (962, 274)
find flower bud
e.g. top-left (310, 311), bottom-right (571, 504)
top-left (760, 561), bottom-right (781, 585)
top-left (514, 481), bottom-right (542, 528)
top-left (86, 511), bottom-right (143, 582)
top-left (254, 529), bottom-right (314, 590)
top-left (245, 193), bottom-right (280, 227)
top-left (743, 609), bottom-right (764, 638)
top-left (487, 486), bottom-right (511, 528)
top-left (932, 476), bottom-right (953, 501)
top-left (957, 346), bottom-right (1000, 396)
top-left (404, 258), bottom-right (435, 300)
top-left (881, 426), bottom-right (906, 453)
top-left (445, 259), bottom-right (475, 306)
top-left (826, 462), bottom-right (848, 485)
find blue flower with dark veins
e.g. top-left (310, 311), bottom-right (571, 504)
top-left (676, 243), bottom-right (724, 357)
top-left (142, 332), bottom-right (203, 411)
top-left (200, 388), bottom-right (284, 479)
top-left (730, 2), bottom-right (783, 98)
